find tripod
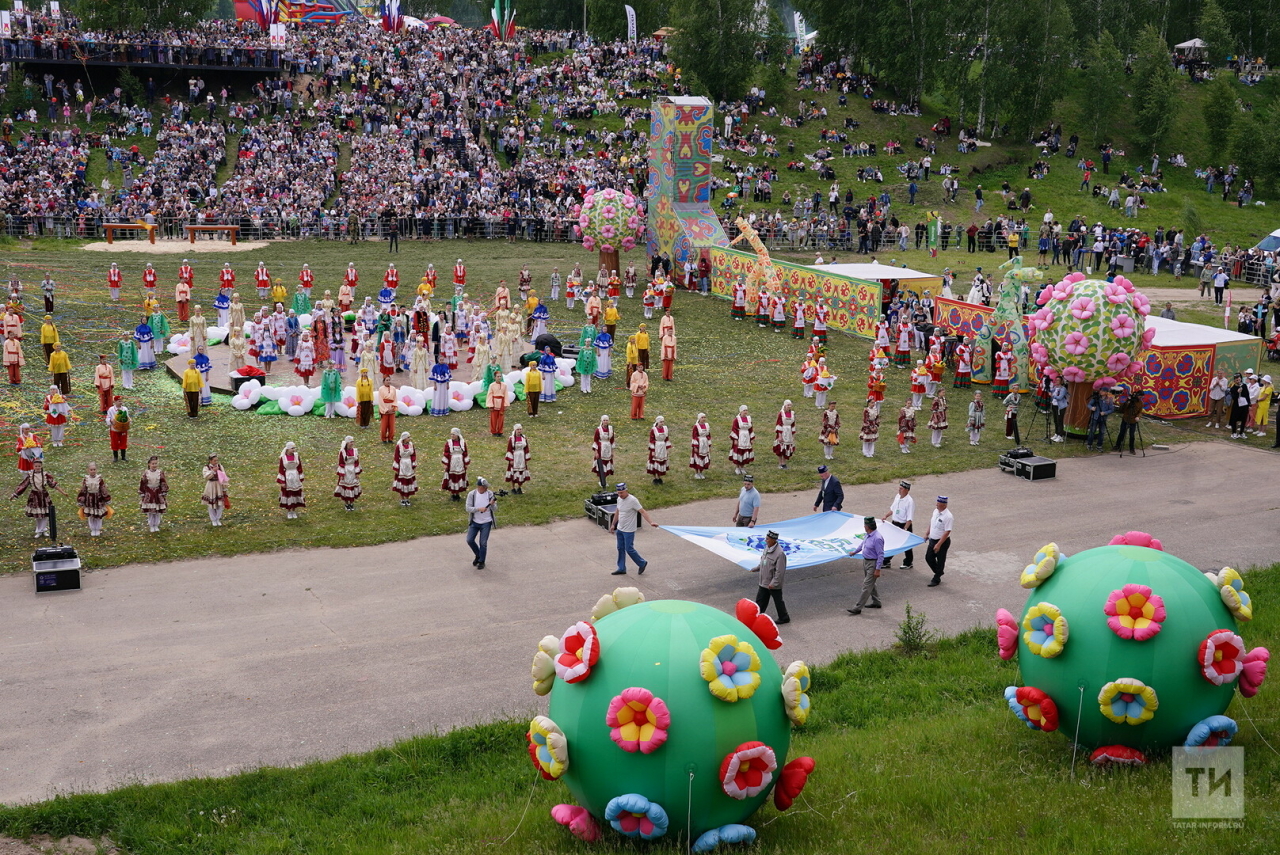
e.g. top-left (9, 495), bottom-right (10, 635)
top-left (1116, 417), bottom-right (1147, 458)
top-left (1026, 404), bottom-right (1054, 442)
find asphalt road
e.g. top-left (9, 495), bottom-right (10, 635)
top-left (1, 439), bottom-right (1277, 804)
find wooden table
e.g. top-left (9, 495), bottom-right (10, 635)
top-left (103, 222), bottom-right (157, 244)
top-left (184, 225), bottom-right (240, 245)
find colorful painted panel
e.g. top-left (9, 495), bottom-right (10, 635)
top-left (647, 97), bottom-right (725, 267)
top-left (1210, 339), bottom-right (1262, 379)
top-left (1135, 345), bottom-right (1215, 418)
top-left (709, 247), bottom-right (881, 339)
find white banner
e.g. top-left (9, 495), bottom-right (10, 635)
top-left (0, 12), bottom-right (10, 38)
top-left (624, 4), bottom-right (636, 43)
top-left (269, 23), bottom-right (287, 47)
top-left (49, 1), bottom-right (60, 18)
top-left (794, 11), bottom-right (806, 39)
top-left (12, 1), bottom-right (24, 14)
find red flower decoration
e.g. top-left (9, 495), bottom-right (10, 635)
top-left (550, 804), bottom-right (601, 842)
top-left (553, 621), bottom-right (600, 684)
top-left (719, 741), bottom-right (778, 799)
top-left (995, 608), bottom-right (1018, 660)
top-left (1198, 629), bottom-right (1246, 686)
top-left (1108, 531), bottom-right (1163, 551)
top-left (1089, 745), bottom-right (1147, 767)
top-left (773, 756), bottom-right (816, 810)
top-left (735, 598), bottom-right (782, 650)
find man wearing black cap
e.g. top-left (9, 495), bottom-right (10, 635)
top-left (882, 480), bottom-right (915, 569)
top-left (465, 477), bottom-right (496, 569)
top-left (734, 474), bottom-right (760, 527)
top-left (925, 496), bottom-right (953, 586)
top-left (610, 482), bottom-right (656, 576)
top-left (754, 529), bottom-right (790, 624)
top-left (846, 516), bottom-right (885, 615)
top-left (813, 465), bottom-right (844, 512)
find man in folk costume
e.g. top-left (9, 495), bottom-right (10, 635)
top-left (660, 330), bottom-right (677, 381)
top-left (504, 424), bottom-right (531, 493)
top-left (814, 357), bottom-right (835, 408)
top-left (4, 331), bottom-right (25, 384)
top-left (486, 373), bottom-right (510, 435)
top-left (142, 263), bottom-right (157, 298)
top-left (277, 442), bottom-right (305, 519)
top-left (992, 341), bottom-right (1015, 396)
top-left (384, 263), bottom-right (399, 299)
top-left (592, 415), bottom-right (616, 490)
top-left (635, 323), bottom-right (651, 369)
top-left (493, 280), bottom-right (511, 311)
top-left (774, 400), bottom-right (797, 468)
top-left (218, 262), bottom-right (235, 295)
top-left (106, 396), bottom-right (130, 461)
top-left (40, 314), bottom-right (60, 366)
top-left (731, 274), bottom-right (747, 320)
top-left (107, 262), bottom-right (123, 301)
top-left (392, 432), bottom-right (418, 506)
top-left (175, 272), bottom-right (192, 322)
top-left (910, 359), bottom-right (928, 409)
top-left (441, 428), bottom-right (470, 501)
top-left (453, 258), bottom-right (466, 290)
top-left (953, 337), bottom-right (973, 388)
top-left (898, 403), bottom-right (917, 454)
top-left (647, 415), bottom-right (672, 484)
top-left (801, 356), bottom-right (818, 398)
top-left (859, 396), bottom-right (881, 457)
top-left (729, 405), bottom-right (756, 474)
top-left (518, 264), bottom-right (532, 300)
top-left (659, 306), bottom-right (676, 340)
top-left (813, 298), bottom-right (830, 344)
top-left (377, 377), bottom-right (398, 443)
top-left (690, 412), bottom-right (712, 479)
top-left (139, 455), bottom-right (169, 532)
top-left (11, 459), bottom-right (67, 538)
top-left (43, 385), bottom-right (70, 447)
top-left (334, 437), bottom-right (362, 511)
top-left (791, 298), bottom-right (807, 339)
top-left (629, 364), bottom-right (649, 420)
top-left (549, 268), bottom-right (561, 302)
top-left (929, 388), bottom-right (949, 447)
top-left (298, 263), bottom-right (314, 298)
top-left (92, 355), bottom-right (115, 414)
top-left (585, 287), bottom-right (602, 327)
top-left (893, 317), bottom-right (913, 367)
top-left (344, 262), bottom-right (360, 297)
top-left (338, 277), bottom-right (355, 314)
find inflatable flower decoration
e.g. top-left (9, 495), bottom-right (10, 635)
top-left (573, 187), bottom-right (645, 254)
top-left (1031, 273), bottom-right (1152, 389)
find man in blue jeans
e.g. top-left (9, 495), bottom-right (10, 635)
top-left (610, 482), bottom-right (657, 575)
top-left (465, 477), bottom-right (496, 569)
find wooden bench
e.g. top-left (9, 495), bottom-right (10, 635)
top-left (184, 224), bottom-right (240, 245)
top-left (103, 222), bottom-right (157, 244)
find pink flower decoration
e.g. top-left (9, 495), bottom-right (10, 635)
top-left (1063, 272), bottom-right (1087, 284)
top-left (1094, 376), bottom-right (1118, 389)
top-left (1069, 297), bottom-right (1096, 320)
top-left (1051, 282), bottom-right (1076, 301)
top-left (626, 216), bottom-right (640, 230)
top-left (1104, 584), bottom-right (1167, 641)
top-left (1063, 366), bottom-right (1086, 382)
top-left (582, 236), bottom-right (596, 251)
top-left (1131, 292), bottom-right (1151, 316)
top-left (996, 608), bottom-right (1018, 660)
top-left (1240, 648), bottom-right (1270, 698)
top-left (1199, 630), bottom-right (1246, 685)
top-left (601, 243), bottom-right (615, 254)
top-left (1111, 314), bottom-right (1136, 337)
top-left (1109, 531), bottom-right (1163, 550)
top-left (554, 621), bottom-right (599, 683)
top-left (571, 204), bottom-right (582, 216)
top-left (606, 687), bottom-right (671, 754)
top-left (621, 237), bottom-right (637, 251)
top-left (1036, 287), bottom-right (1053, 306)
top-left (1103, 283), bottom-right (1128, 304)
top-left (1064, 332), bottom-right (1090, 355)
top-left (622, 196), bottom-right (636, 208)
top-left (600, 224), bottom-right (616, 239)
top-left (1124, 362), bottom-right (1144, 377)
top-left (1030, 342), bottom-right (1049, 366)
top-left (551, 804), bottom-right (601, 842)
top-left (1030, 307), bottom-right (1054, 331)
top-left (602, 188), bottom-right (617, 200)
top-left (1114, 275), bottom-right (1136, 293)
top-left (1141, 328), bottom-right (1157, 349)
top-left (1106, 352), bottom-right (1131, 373)
top-left (601, 205), bottom-right (617, 219)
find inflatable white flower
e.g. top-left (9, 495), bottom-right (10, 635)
top-left (278, 385), bottom-right (321, 416)
top-left (258, 384), bottom-right (283, 401)
top-left (231, 378), bottom-right (263, 410)
top-left (206, 326), bottom-right (228, 346)
top-left (504, 369), bottom-right (526, 388)
top-left (555, 357), bottom-right (575, 386)
top-left (447, 381), bottom-right (475, 412)
top-left (395, 385), bottom-right (427, 416)
top-left (334, 386), bottom-right (358, 418)
top-left (167, 332), bottom-right (192, 355)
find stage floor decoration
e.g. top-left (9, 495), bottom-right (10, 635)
top-left (661, 512), bottom-right (925, 570)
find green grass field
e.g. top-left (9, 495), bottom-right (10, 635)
top-left (1, 565), bottom-right (1275, 853)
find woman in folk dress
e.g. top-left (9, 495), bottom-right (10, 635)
top-left (647, 415), bottom-right (672, 484)
top-left (820, 401), bottom-right (841, 460)
top-left (504, 424), bottom-right (531, 493)
top-left (334, 437), bottom-right (362, 511)
top-left (201, 454), bottom-right (228, 526)
top-left (859, 396), bottom-right (880, 458)
top-left (11, 459), bottom-right (67, 537)
top-left (441, 428), bottom-right (470, 501)
top-left (928, 388), bottom-right (949, 448)
top-left (690, 412), bottom-right (712, 479)
top-left (278, 442), bottom-right (305, 519)
top-left (139, 455), bottom-right (168, 532)
top-left (392, 432), bottom-right (418, 506)
top-left (966, 391), bottom-right (986, 445)
top-left (592, 415), bottom-right (615, 490)
top-left (77, 462), bottom-right (112, 537)
top-left (728, 405), bottom-right (755, 474)
top-left (295, 331), bottom-right (316, 386)
top-left (774, 401), bottom-right (797, 468)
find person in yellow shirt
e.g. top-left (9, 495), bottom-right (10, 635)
top-left (40, 314), bottom-right (59, 364)
top-left (603, 300), bottom-right (621, 340)
top-left (181, 358), bottom-right (203, 417)
top-left (48, 342), bottom-right (71, 394)
top-left (355, 367), bottom-right (374, 428)
top-left (624, 334), bottom-right (639, 388)
top-left (635, 323), bottom-right (651, 369)
top-left (523, 290), bottom-right (539, 336)
top-left (524, 360), bottom-right (541, 417)
top-left (271, 278), bottom-right (288, 306)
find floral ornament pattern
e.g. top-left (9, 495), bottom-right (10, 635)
top-left (1098, 678), bottom-right (1159, 725)
top-left (1185, 715), bottom-right (1239, 747)
top-left (719, 741), bottom-right (778, 799)
top-left (995, 608), bottom-right (1019, 660)
top-left (1022, 602), bottom-right (1069, 658)
top-left (554, 621), bottom-right (600, 684)
top-left (773, 756), bottom-right (816, 810)
top-left (606, 688), bottom-right (671, 754)
top-left (1031, 275), bottom-right (1150, 387)
top-left (781, 661), bottom-right (812, 725)
top-left (1209, 567), bottom-right (1253, 621)
top-left (526, 716), bottom-right (569, 780)
top-left (592, 586), bottom-right (645, 621)
top-left (1019, 543), bottom-right (1060, 588)
top-left (604, 793), bottom-right (670, 839)
top-left (700, 634), bottom-right (762, 702)
top-left (1103, 584), bottom-right (1167, 641)
top-left (1004, 685), bottom-right (1060, 731)
top-left (693, 824), bottom-right (757, 853)
top-left (1090, 745), bottom-right (1148, 767)
top-left (551, 804), bottom-right (601, 842)
top-left (1069, 297), bottom-right (1096, 320)
top-left (734, 598), bottom-right (783, 650)
top-left (1198, 629), bottom-right (1246, 685)
top-left (1239, 647), bottom-right (1270, 698)
top-left (531, 634), bottom-right (560, 696)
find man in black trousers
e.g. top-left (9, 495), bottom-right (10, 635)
top-left (813, 465), bottom-right (844, 512)
top-left (925, 496), bottom-right (953, 587)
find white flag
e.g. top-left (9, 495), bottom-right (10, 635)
top-left (794, 11), bottom-right (807, 39)
top-left (624, 4), bottom-right (637, 42)
top-left (0, 12), bottom-right (10, 38)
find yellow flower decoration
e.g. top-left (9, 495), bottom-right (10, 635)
top-left (591, 586), bottom-right (646, 621)
top-left (1022, 602), bottom-right (1069, 658)
top-left (699, 635), bottom-right (762, 702)
top-left (782, 661), bottom-right (812, 725)
top-left (531, 634), bottom-right (559, 696)
top-left (1098, 678), bottom-right (1159, 725)
top-left (1211, 567), bottom-right (1253, 622)
top-left (526, 715), bottom-right (569, 779)
top-left (1020, 543), bottom-right (1060, 588)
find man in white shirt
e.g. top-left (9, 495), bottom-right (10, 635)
top-left (465, 477), bottom-right (496, 569)
top-left (1207, 368), bottom-right (1229, 429)
top-left (881, 480), bottom-right (915, 569)
top-left (611, 482), bottom-right (657, 576)
top-left (925, 496), bottom-right (953, 587)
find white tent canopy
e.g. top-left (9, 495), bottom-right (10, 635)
top-left (1175, 38), bottom-right (1207, 49)
top-left (1252, 228), bottom-right (1280, 253)
top-left (1145, 315), bottom-right (1257, 347)
top-left (816, 262), bottom-right (940, 282)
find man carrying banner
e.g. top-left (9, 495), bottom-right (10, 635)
top-left (752, 530), bottom-right (790, 625)
top-left (846, 517), bottom-right (885, 615)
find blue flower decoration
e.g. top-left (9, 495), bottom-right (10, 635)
top-left (693, 824), bottom-right (757, 852)
top-left (604, 793), bottom-right (669, 839)
top-left (1185, 715), bottom-right (1238, 747)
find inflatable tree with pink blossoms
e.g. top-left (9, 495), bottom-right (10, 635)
top-left (574, 188), bottom-right (646, 282)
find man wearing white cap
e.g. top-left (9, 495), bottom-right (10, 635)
top-left (610, 482), bottom-right (656, 576)
top-left (925, 496), bottom-right (952, 587)
top-left (465, 476), bottom-right (496, 569)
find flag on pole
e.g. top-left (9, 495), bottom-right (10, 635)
top-left (381, 0), bottom-right (403, 32)
top-left (660, 512), bottom-right (925, 571)
top-left (625, 5), bottom-right (637, 42)
top-left (487, 0), bottom-right (517, 40)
